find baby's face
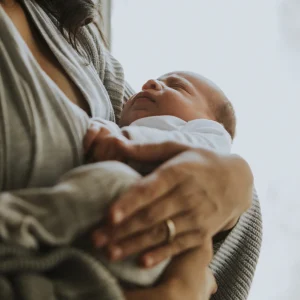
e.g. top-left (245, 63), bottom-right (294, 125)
top-left (119, 72), bottom-right (217, 126)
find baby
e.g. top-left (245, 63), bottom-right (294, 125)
top-left (86, 71), bottom-right (235, 164)
top-left (72, 71), bottom-right (236, 287)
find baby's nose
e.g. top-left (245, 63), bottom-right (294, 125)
top-left (142, 79), bottom-right (162, 91)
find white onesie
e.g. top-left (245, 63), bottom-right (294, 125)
top-left (99, 115), bottom-right (232, 153)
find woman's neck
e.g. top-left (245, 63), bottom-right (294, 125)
top-left (1, 0), bottom-right (17, 7)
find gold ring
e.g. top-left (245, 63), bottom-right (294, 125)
top-left (165, 219), bottom-right (176, 243)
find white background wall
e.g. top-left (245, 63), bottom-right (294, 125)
top-left (110, 1), bottom-right (300, 299)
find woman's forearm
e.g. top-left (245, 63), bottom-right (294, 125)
top-left (221, 154), bottom-right (254, 231)
top-left (165, 246), bottom-right (213, 286)
top-left (124, 285), bottom-right (172, 300)
top-left (124, 244), bottom-right (215, 300)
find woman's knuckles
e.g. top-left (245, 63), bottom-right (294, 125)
top-left (117, 187), bottom-right (149, 216)
top-left (140, 209), bottom-right (159, 225)
top-left (148, 223), bottom-right (167, 243)
top-left (181, 193), bottom-right (197, 209)
top-left (174, 238), bottom-right (189, 253)
top-left (158, 165), bottom-right (183, 185)
top-left (134, 181), bottom-right (157, 201)
top-left (119, 225), bottom-right (167, 256)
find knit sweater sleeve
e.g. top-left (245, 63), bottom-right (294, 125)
top-left (83, 24), bottom-right (135, 123)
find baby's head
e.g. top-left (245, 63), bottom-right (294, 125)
top-left (120, 71), bottom-right (236, 139)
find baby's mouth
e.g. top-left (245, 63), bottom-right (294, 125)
top-left (134, 92), bottom-right (156, 103)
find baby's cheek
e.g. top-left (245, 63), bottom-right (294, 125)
top-left (158, 96), bottom-right (187, 117)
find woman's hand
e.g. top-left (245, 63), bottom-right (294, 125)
top-left (124, 242), bottom-right (217, 300)
top-left (92, 142), bottom-right (253, 267)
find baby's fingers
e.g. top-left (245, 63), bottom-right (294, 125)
top-left (83, 123), bottom-right (102, 154)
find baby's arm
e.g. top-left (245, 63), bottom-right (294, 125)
top-left (86, 119), bottom-right (231, 166)
top-left (122, 119), bottom-right (232, 154)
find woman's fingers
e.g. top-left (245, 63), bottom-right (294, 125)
top-left (105, 222), bottom-right (168, 261)
top-left (140, 231), bottom-right (207, 268)
top-left (92, 208), bottom-right (212, 262)
top-left (105, 186), bottom-right (201, 242)
top-left (109, 167), bottom-right (184, 225)
top-left (99, 211), bottom-right (204, 260)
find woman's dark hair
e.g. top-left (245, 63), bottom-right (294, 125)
top-left (35, 0), bottom-right (107, 49)
top-left (2, 0), bottom-right (107, 52)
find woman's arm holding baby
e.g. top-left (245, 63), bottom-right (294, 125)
top-left (92, 142), bottom-right (253, 267)
top-left (124, 246), bottom-right (217, 300)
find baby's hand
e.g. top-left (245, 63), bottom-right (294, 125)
top-left (84, 122), bottom-right (129, 163)
top-left (84, 122), bottom-right (111, 154)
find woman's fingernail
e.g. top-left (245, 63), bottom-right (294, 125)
top-left (144, 256), bottom-right (154, 268)
top-left (93, 233), bottom-right (108, 247)
top-left (109, 246), bottom-right (123, 260)
top-left (112, 209), bottom-right (124, 224)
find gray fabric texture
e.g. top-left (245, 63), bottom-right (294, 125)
top-left (0, 1), bottom-right (262, 299)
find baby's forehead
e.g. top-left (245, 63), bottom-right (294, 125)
top-left (158, 71), bottom-right (197, 81)
top-left (159, 72), bottom-right (226, 105)
top-left (158, 71), bottom-right (213, 90)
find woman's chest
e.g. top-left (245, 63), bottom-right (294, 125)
top-left (3, 3), bottom-right (90, 115)
top-left (0, 3), bottom-right (116, 190)
top-left (0, 85), bottom-right (89, 190)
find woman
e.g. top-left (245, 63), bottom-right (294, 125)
top-left (0, 0), bottom-right (262, 299)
